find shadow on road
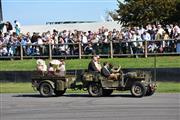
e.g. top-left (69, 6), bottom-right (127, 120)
top-left (12, 94), bottom-right (45, 98)
top-left (64, 93), bottom-right (135, 98)
top-left (12, 93), bottom-right (136, 98)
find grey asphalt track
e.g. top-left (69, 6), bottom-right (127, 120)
top-left (0, 93), bottom-right (179, 120)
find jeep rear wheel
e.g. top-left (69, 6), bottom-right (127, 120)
top-left (131, 81), bottom-right (147, 97)
top-left (39, 82), bottom-right (53, 97)
top-left (54, 89), bottom-right (66, 96)
top-left (102, 89), bottom-right (113, 96)
top-left (88, 83), bottom-right (103, 97)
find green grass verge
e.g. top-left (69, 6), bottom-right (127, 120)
top-left (157, 82), bottom-right (180, 93)
top-left (0, 56), bottom-right (180, 71)
top-left (0, 82), bottom-right (34, 93)
top-left (0, 82), bottom-right (179, 93)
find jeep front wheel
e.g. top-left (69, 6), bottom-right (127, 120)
top-left (88, 83), bottom-right (103, 97)
top-left (131, 81), bottom-right (147, 97)
top-left (39, 82), bottom-right (53, 97)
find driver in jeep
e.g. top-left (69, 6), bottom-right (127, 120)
top-left (101, 62), bottom-right (121, 80)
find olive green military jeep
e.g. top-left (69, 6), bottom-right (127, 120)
top-left (82, 70), bottom-right (156, 97)
top-left (32, 70), bottom-right (156, 97)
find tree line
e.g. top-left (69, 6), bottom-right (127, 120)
top-left (110, 0), bottom-right (180, 26)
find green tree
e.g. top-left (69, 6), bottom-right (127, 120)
top-left (167, 0), bottom-right (180, 23)
top-left (116, 0), bottom-right (177, 26)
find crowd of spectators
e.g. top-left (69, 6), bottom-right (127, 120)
top-left (0, 21), bottom-right (180, 57)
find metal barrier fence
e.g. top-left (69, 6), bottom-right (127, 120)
top-left (0, 39), bottom-right (180, 59)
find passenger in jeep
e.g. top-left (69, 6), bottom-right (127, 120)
top-left (88, 55), bottom-right (102, 73)
top-left (36, 59), bottom-right (47, 75)
top-left (56, 59), bottom-right (66, 76)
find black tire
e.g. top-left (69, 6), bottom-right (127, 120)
top-left (131, 81), bottom-right (147, 97)
top-left (39, 82), bottom-right (53, 97)
top-left (88, 82), bottom-right (103, 97)
top-left (102, 89), bottom-right (113, 96)
top-left (146, 87), bottom-right (155, 96)
top-left (54, 89), bottom-right (66, 96)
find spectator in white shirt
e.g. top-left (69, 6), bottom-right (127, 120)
top-left (157, 24), bottom-right (165, 38)
top-left (142, 31), bottom-right (151, 41)
top-left (82, 32), bottom-right (88, 44)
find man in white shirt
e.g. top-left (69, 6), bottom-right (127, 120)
top-left (157, 24), bottom-right (165, 37)
top-left (142, 31), bottom-right (151, 41)
top-left (82, 32), bottom-right (88, 44)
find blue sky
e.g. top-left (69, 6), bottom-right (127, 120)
top-left (2, 0), bottom-right (121, 25)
